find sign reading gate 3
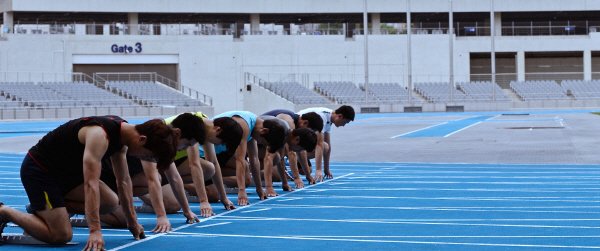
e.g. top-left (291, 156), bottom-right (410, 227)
top-left (111, 42), bottom-right (142, 53)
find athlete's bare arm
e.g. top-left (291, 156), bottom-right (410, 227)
top-left (323, 132), bottom-right (333, 179)
top-left (247, 139), bottom-right (267, 200)
top-left (80, 126), bottom-right (111, 251)
top-left (186, 143), bottom-right (214, 217)
top-left (140, 160), bottom-right (172, 232)
top-left (162, 162), bottom-right (199, 223)
top-left (204, 142), bottom-right (235, 210)
top-left (110, 148), bottom-right (145, 241)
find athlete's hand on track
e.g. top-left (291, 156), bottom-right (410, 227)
top-left (324, 171), bottom-right (334, 179)
top-left (266, 186), bottom-right (278, 197)
top-left (222, 199), bottom-right (236, 210)
top-left (199, 201), bottom-right (214, 218)
top-left (307, 175), bottom-right (316, 185)
top-left (294, 178), bottom-right (304, 189)
top-left (152, 216), bottom-right (171, 233)
top-left (237, 190), bottom-right (249, 206)
top-left (84, 230), bottom-right (104, 251)
top-left (128, 223), bottom-right (146, 240)
top-left (184, 211), bottom-right (200, 224)
top-left (282, 183), bottom-right (294, 191)
top-left (315, 170), bottom-right (324, 183)
top-left (257, 188), bottom-right (268, 200)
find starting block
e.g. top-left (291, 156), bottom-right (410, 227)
top-left (69, 218), bottom-right (109, 228)
top-left (1, 235), bottom-right (78, 245)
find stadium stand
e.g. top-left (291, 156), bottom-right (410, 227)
top-left (509, 80), bottom-right (569, 101)
top-left (457, 81), bottom-right (510, 101)
top-left (261, 81), bottom-right (331, 104)
top-left (362, 82), bottom-right (411, 103)
top-left (560, 80), bottom-right (600, 99)
top-left (105, 81), bottom-right (207, 107)
top-left (414, 82), bottom-right (469, 102)
top-left (39, 81), bottom-right (138, 107)
top-left (314, 81), bottom-right (374, 104)
top-left (0, 81), bottom-right (138, 108)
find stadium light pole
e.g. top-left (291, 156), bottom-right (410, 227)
top-left (490, 0), bottom-right (496, 100)
top-left (449, 0), bottom-right (454, 102)
top-left (363, 0), bottom-right (369, 102)
top-left (407, 0), bottom-right (413, 103)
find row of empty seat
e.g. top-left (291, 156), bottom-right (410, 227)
top-left (260, 82), bottom-right (330, 104)
top-left (510, 80), bottom-right (569, 101)
top-left (314, 81), bottom-right (372, 104)
top-left (0, 81), bottom-right (206, 108)
top-left (262, 81), bottom-right (517, 104)
top-left (105, 81), bottom-right (208, 107)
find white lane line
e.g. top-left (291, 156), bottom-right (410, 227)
top-left (289, 187), bottom-right (600, 192)
top-left (443, 114), bottom-right (499, 138)
top-left (216, 217), bottom-right (600, 222)
top-left (241, 208), bottom-right (271, 214)
top-left (195, 222), bottom-right (231, 228)
top-left (276, 198), bottom-right (302, 202)
top-left (216, 215), bottom-right (600, 229)
top-left (108, 173), bottom-right (354, 251)
top-left (255, 204), bottom-right (600, 214)
top-left (390, 122), bottom-right (447, 139)
top-left (167, 233), bottom-right (600, 238)
top-left (153, 232), bottom-right (600, 249)
top-left (276, 195), bottom-right (600, 202)
top-left (444, 121), bottom-right (483, 138)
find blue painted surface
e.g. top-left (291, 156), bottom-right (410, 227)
top-left (398, 115), bottom-right (493, 138)
top-left (1, 113), bottom-right (600, 250)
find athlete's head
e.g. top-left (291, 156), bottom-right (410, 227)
top-left (298, 112), bottom-right (324, 132)
top-left (261, 119), bottom-right (287, 153)
top-left (134, 119), bottom-right (178, 170)
top-left (333, 105), bottom-right (355, 127)
top-left (213, 117), bottom-right (243, 156)
top-left (170, 113), bottom-right (205, 149)
top-left (289, 128), bottom-right (317, 152)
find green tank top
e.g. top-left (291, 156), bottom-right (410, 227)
top-left (164, 112), bottom-right (208, 161)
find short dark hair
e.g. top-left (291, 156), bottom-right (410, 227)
top-left (170, 113), bottom-right (205, 144)
top-left (300, 112), bottom-right (324, 132)
top-left (335, 105), bottom-right (355, 121)
top-left (135, 119), bottom-right (178, 170)
top-left (292, 128), bottom-right (317, 152)
top-left (262, 119), bottom-right (287, 153)
top-left (214, 117), bottom-right (243, 156)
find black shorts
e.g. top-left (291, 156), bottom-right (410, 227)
top-left (101, 156), bottom-right (168, 193)
top-left (20, 154), bottom-right (66, 211)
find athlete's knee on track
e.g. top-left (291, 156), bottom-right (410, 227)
top-left (201, 160), bottom-right (216, 179)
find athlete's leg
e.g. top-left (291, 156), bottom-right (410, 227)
top-left (0, 203), bottom-right (72, 244)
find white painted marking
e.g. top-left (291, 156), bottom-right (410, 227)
top-left (276, 198), bottom-right (302, 202)
top-left (157, 232), bottom-right (600, 249)
top-left (256, 203), bottom-right (600, 214)
top-left (108, 173), bottom-right (354, 251)
top-left (241, 208), bottom-right (271, 214)
top-left (195, 222), bottom-right (232, 228)
top-left (218, 215), bottom-right (600, 228)
top-left (390, 122), bottom-right (448, 139)
top-left (444, 121), bottom-right (483, 138)
top-left (305, 189), bottom-right (326, 193)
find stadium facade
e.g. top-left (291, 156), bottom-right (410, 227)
top-left (1, 0), bottom-right (600, 117)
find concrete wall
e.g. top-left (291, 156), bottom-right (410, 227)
top-left (4, 0), bottom-right (600, 13)
top-left (242, 82), bottom-right (295, 114)
top-left (3, 33), bottom-right (600, 113)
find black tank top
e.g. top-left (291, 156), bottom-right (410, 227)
top-left (28, 116), bottom-right (125, 192)
top-left (262, 109), bottom-right (299, 128)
